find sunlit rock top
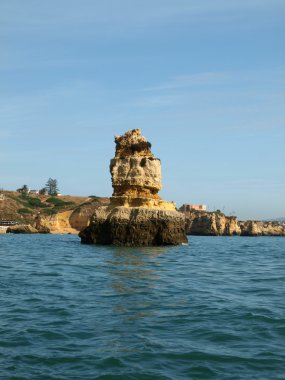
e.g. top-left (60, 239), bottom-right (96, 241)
top-left (110, 129), bottom-right (162, 200)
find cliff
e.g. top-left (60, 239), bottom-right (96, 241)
top-left (34, 198), bottom-right (110, 234)
top-left (79, 129), bottom-right (187, 246)
top-left (184, 210), bottom-right (241, 236)
top-left (239, 220), bottom-right (285, 236)
top-left (0, 191), bottom-right (109, 234)
top-left (183, 210), bottom-right (285, 236)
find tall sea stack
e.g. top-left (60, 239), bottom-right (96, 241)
top-left (79, 129), bottom-right (187, 246)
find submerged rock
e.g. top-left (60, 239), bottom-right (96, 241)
top-left (80, 129), bottom-right (187, 246)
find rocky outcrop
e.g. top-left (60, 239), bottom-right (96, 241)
top-left (35, 211), bottom-right (77, 234)
top-left (183, 210), bottom-right (285, 236)
top-left (80, 207), bottom-right (187, 246)
top-left (240, 221), bottom-right (285, 236)
top-left (110, 129), bottom-right (162, 200)
top-left (80, 129), bottom-right (187, 246)
top-left (185, 211), bottom-right (241, 236)
top-left (33, 198), bottom-right (110, 234)
top-left (69, 198), bottom-right (110, 231)
top-left (6, 224), bottom-right (38, 234)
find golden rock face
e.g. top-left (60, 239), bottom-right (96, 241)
top-left (109, 129), bottom-right (175, 210)
top-left (110, 156), bottom-right (162, 198)
top-left (111, 129), bottom-right (161, 199)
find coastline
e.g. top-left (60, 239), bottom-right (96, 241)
top-left (1, 191), bottom-right (284, 237)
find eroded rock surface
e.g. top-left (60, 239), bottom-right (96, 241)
top-left (80, 129), bottom-right (187, 246)
top-left (240, 220), bottom-right (285, 236)
top-left (69, 198), bottom-right (110, 231)
top-left (183, 209), bottom-right (285, 236)
top-left (111, 129), bottom-right (162, 200)
top-left (6, 224), bottom-right (38, 234)
top-left (35, 211), bottom-right (77, 234)
top-left (80, 207), bottom-right (187, 246)
top-left (185, 210), bottom-right (241, 236)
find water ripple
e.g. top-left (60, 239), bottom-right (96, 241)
top-left (0, 235), bottom-right (285, 379)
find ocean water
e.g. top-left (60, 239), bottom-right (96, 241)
top-left (0, 235), bottom-right (284, 380)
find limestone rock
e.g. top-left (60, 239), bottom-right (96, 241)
top-left (69, 199), bottom-right (110, 231)
top-left (111, 129), bottom-right (162, 200)
top-left (80, 207), bottom-right (187, 246)
top-left (0, 226), bottom-right (8, 234)
top-left (114, 128), bottom-right (153, 158)
top-left (35, 211), bottom-right (77, 234)
top-left (184, 210), bottom-right (241, 236)
top-left (6, 224), bottom-right (38, 234)
top-left (110, 157), bottom-right (162, 199)
top-left (240, 221), bottom-right (285, 236)
top-left (183, 209), bottom-right (285, 237)
top-left (80, 129), bottom-right (187, 246)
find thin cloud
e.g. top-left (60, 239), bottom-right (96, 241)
top-left (1, 0), bottom-right (284, 33)
top-left (130, 94), bottom-right (182, 108)
top-left (145, 72), bottom-right (228, 92)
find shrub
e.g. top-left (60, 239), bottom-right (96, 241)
top-left (20, 194), bottom-right (47, 208)
top-left (18, 208), bottom-right (33, 214)
top-left (89, 195), bottom-right (99, 201)
top-left (43, 208), bottom-right (58, 215)
top-left (28, 198), bottom-right (44, 207)
top-left (46, 197), bottom-right (74, 207)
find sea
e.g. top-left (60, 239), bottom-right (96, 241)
top-left (0, 234), bottom-right (284, 380)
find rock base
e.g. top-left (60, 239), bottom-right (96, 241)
top-left (79, 206), bottom-right (188, 246)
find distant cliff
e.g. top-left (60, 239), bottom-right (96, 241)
top-left (184, 211), bottom-right (241, 236)
top-left (183, 210), bottom-right (285, 236)
top-left (239, 220), bottom-right (285, 236)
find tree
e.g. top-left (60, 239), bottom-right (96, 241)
top-left (39, 187), bottom-right (47, 195)
top-left (45, 178), bottom-right (59, 196)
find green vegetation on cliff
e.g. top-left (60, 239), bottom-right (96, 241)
top-left (0, 191), bottom-right (95, 224)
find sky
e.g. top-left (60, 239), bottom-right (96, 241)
top-left (0, 0), bottom-right (284, 220)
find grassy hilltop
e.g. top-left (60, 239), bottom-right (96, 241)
top-left (0, 191), bottom-right (106, 225)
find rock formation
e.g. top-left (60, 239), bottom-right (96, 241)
top-left (80, 129), bottom-right (187, 246)
top-left (34, 198), bottom-right (110, 234)
top-left (182, 209), bottom-right (285, 236)
top-left (69, 198), bottom-right (110, 231)
top-left (184, 210), bottom-right (241, 236)
top-left (239, 220), bottom-right (285, 236)
top-left (6, 224), bottom-right (38, 234)
top-left (35, 208), bottom-right (86, 234)
top-left (35, 211), bottom-right (76, 234)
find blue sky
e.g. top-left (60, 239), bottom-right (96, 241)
top-left (0, 0), bottom-right (284, 220)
